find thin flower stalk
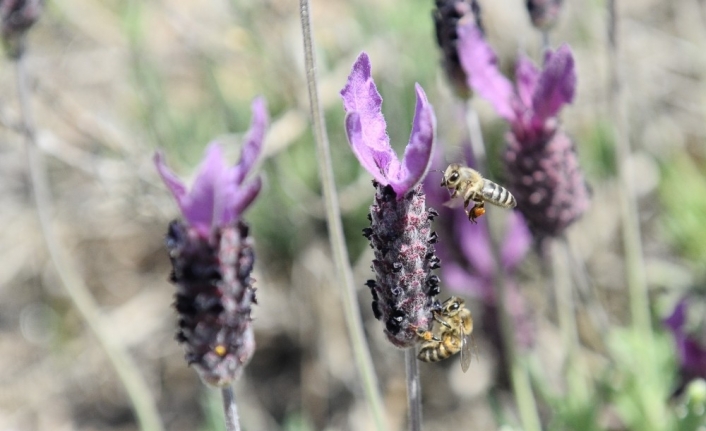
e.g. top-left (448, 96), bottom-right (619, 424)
top-left (607, 0), bottom-right (652, 344)
top-left (299, 2), bottom-right (387, 429)
top-left (155, 98), bottom-right (268, 431)
top-left (10, 13), bottom-right (164, 431)
top-left (341, 52), bottom-right (439, 430)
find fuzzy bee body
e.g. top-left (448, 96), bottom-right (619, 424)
top-left (417, 296), bottom-right (475, 372)
top-left (441, 163), bottom-right (516, 222)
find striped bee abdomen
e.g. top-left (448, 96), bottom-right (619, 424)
top-left (482, 181), bottom-right (517, 208)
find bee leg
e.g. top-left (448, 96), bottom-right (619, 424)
top-left (416, 326), bottom-right (440, 342)
top-left (467, 201), bottom-right (485, 223)
top-left (432, 313), bottom-right (452, 329)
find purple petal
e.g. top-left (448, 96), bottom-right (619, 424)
top-left (664, 299), bottom-right (687, 332)
top-left (681, 337), bottom-right (706, 375)
top-left (456, 21), bottom-right (516, 121)
top-left (442, 261), bottom-right (493, 301)
top-left (225, 176), bottom-right (262, 222)
top-left (392, 84), bottom-right (436, 196)
top-left (515, 54), bottom-right (540, 109)
top-left (154, 151), bottom-right (188, 203)
top-left (179, 143), bottom-right (227, 235)
top-left (340, 52), bottom-right (399, 182)
top-left (233, 97), bottom-right (268, 185)
top-left (532, 44), bottom-right (576, 122)
top-left (344, 113), bottom-right (394, 185)
top-left (456, 212), bottom-right (495, 278)
top-left (501, 212), bottom-right (532, 270)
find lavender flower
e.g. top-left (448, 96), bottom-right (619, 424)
top-left (0, 0), bottom-right (43, 58)
top-left (526, 0), bottom-right (564, 31)
top-left (154, 98), bottom-right (268, 387)
top-left (341, 52), bottom-right (440, 348)
top-left (455, 27), bottom-right (590, 242)
top-left (432, 0), bottom-right (484, 99)
top-left (664, 296), bottom-right (706, 391)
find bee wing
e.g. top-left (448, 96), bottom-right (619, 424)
top-left (460, 329), bottom-right (473, 373)
top-left (443, 196), bottom-right (465, 209)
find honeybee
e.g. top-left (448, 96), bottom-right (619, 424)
top-left (417, 296), bottom-right (475, 372)
top-left (440, 163), bottom-right (516, 222)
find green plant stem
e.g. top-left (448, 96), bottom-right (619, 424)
top-left (404, 348), bottom-right (422, 431)
top-left (17, 49), bottom-right (164, 431)
top-left (607, 0), bottom-right (652, 342)
top-left (549, 237), bottom-right (578, 358)
top-left (464, 101), bottom-right (542, 431)
top-left (222, 386), bottom-right (241, 431)
top-left (298, 2), bottom-right (387, 430)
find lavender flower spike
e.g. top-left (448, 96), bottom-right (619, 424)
top-left (341, 53), bottom-right (441, 348)
top-left (456, 32), bottom-right (589, 241)
top-left (154, 97), bottom-right (268, 387)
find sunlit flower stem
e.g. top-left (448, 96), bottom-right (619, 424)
top-left (299, 1), bottom-right (387, 429)
top-left (405, 348), bottom-right (422, 431)
top-left (16, 41), bottom-right (164, 431)
top-left (222, 386), bottom-right (240, 431)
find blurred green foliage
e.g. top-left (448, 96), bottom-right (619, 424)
top-left (660, 155), bottom-right (706, 264)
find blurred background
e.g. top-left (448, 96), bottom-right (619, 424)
top-left (0, 0), bottom-right (705, 430)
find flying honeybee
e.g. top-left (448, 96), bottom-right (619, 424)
top-left (440, 163), bottom-right (516, 223)
top-left (417, 296), bottom-right (475, 372)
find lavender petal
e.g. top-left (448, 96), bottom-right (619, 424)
top-left (456, 20), bottom-right (515, 121)
top-left (393, 84), bottom-right (436, 197)
top-left (532, 44), bottom-right (576, 122)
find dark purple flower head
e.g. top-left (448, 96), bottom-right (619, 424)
top-left (341, 53), bottom-right (441, 348)
top-left (526, 0), bottom-right (564, 30)
top-left (664, 297), bottom-right (706, 382)
top-left (432, 0), bottom-right (484, 99)
top-left (341, 52), bottom-right (436, 199)
top-left (1, 0), bottom-right (43, 58)
top-left (155, 97), bottom-right (267, 238)
top-left (156, 98), bottom-right (268, 387)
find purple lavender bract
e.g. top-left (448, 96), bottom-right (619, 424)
top-left (664, 297), bottom-right (706, 388)
top-left (341, 53), bottom-right (441, 348)
top-left (154, 98), bottom-right (267, 386)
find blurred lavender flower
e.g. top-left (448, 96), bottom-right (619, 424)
top-left (455, 27), bottom-right (590, 243)
top-left (526, 0), bottom-right (564, 31)
top-left (664, 296), bottom-right (706, 391)
top-left (341, 52), bottom-right (441, 348)
top-left (432, 0), bottom-right (484, 99)
top-left (0, 0), bottom-right (43, 58)
top-left (154, 97), bottom-right (267, 387)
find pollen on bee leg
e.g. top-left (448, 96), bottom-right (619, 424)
top-left (214, 344), bottom-right (227, 357)
top-left (414, 325), bottom-right (438, 342)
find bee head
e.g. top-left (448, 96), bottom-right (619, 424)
top-left (442, 296), bottom-right (465, 316)
top-left (441, 164), bottom-right (462, 188)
